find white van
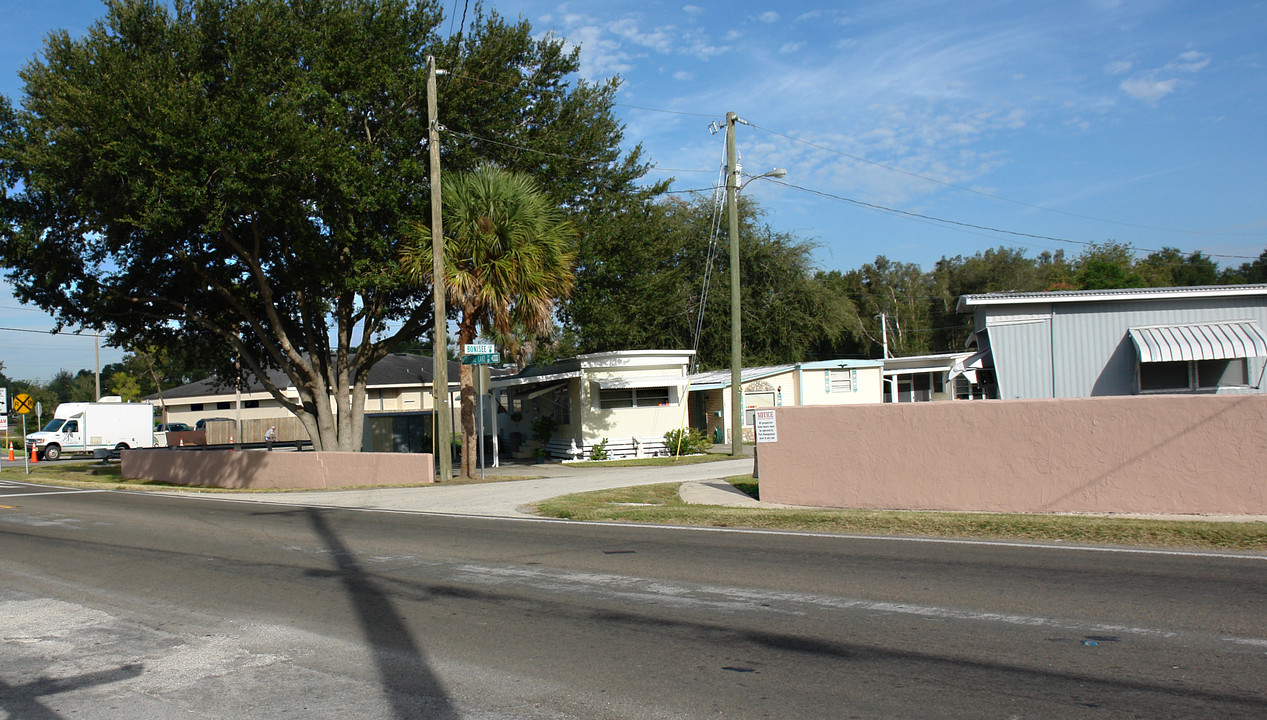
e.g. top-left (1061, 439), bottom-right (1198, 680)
top-left (25, 397), bottom-right (156, 461)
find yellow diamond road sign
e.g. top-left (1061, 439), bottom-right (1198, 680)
top-left (13, 393), bottom-right (34, 414)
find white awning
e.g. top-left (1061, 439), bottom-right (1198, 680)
top-left (487, 370), bottom-right (581, 390)
top-left (952, 349), bottom-right (988, 382)
top-left (883, 366), bottom-right (955, 377)
top-left (946, 348), bottom-right (990, 382)
top-left (592, 374), bottom-right (685, 390)
top-left (1128, 321), bottom-right (1267, 363)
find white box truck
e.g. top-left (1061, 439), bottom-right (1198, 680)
top-left (25, 397), bottom-right (156, 461)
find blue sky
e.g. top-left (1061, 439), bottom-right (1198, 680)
top-left (2, 0), bottom-right (1266, 381)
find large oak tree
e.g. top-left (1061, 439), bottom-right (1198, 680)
top-left (0, 0), bottom-right (647, 450)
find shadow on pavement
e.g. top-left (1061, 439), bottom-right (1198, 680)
top-left (304, 509), bottom-right (459, 719)
top-left (0, 664), bottom-right (143, 720)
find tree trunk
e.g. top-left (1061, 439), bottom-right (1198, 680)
top-left (457, 310), bottom-right (479, 479)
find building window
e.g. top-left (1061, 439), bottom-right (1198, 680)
top-left (244, 400), bottom-right (260, 409)
top-left (829, 373), bottom-right (852, 393)
top-left (190, 403), bottom-right (204, 412)
top-left (1139, 358), bottom-right (1249, 393)
top-left (551, 386), bottom-right (571, 425)
top-left (953, 375), bottom-right (987, 400)
top-left (598, 387), bottom-right (672, 409)
top-left (599, 389), bottom-right (633, 409)
top-left (216, 401), bottom-right (231, 410)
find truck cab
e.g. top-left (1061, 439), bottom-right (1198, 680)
top-left (27, 417), bottom-right (83, 461)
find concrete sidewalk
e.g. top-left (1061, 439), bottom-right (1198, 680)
top-left (210, 457), bottom-right (758, 517)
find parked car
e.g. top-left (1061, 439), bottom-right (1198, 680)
top-left (194, 418), bottom-right (232, 431)
top-left (155, 422), bottom-right (193, 432)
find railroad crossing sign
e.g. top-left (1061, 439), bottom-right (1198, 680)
top-left (12, 393), bottom-right (34, 415)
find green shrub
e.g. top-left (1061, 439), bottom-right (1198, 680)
top-left (664, 427), bottom-right (712, 456)
top-left (530, 416), bottom-right (559, 446)
top-left (589, 438), bottom-right (610, 461)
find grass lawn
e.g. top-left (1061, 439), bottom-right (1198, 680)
top-left (533, 477), bottom-right (1267, 552)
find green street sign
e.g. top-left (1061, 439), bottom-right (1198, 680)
top-left (461, 352), bottom-right (500, 365)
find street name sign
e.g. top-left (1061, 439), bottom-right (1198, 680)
top-left (461, 352), bottom-right (500, 365)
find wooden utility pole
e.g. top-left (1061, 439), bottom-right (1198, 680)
top-left (726, 111), bottom-right (744, 457)
top-left (427, 55), bottom-right (452, 482)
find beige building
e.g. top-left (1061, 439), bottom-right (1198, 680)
top-left (686, 359), bottom-right (885, 445)
top-left (489, 350), bottom-right (696, 460)
top-left (149, 353), bottom-right (465, 451)
top-left (487, 353), bottom-right (887, 457)
top-left (881, 351), bottom-right (990, 403)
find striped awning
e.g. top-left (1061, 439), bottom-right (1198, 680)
top-left (1128, 322), bottom-right (1267, 363)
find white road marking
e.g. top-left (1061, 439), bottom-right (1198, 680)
top-left (452, 562), bottom-right (1267, 651)
top-left (0, 489), bottom-right (108, 498)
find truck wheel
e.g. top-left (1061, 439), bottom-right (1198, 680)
top-left (44, 444), bottom-right (62, 461)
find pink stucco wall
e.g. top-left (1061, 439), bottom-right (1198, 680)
top-left (122, 450), bottom-right (435, 490)
top-left (757, 394), bottom-right (1267, 515)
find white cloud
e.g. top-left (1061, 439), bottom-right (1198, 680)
top-left (565, 24), bottom-right (634, 78)
top-left (673, 70), bottom-right (694, 81)
top-left (780, 42), bottom-right (805, 54)
top-left (1104, 60), bottom-right (1132, 75)
top-left (608, 18), bottom-right (675, 54)
top-left (795, 11), bottom-right (821, 22)
top-left (682, 5), bottom-right (704, 15)
top-left (1117, 50), bottom-right (1208, 105)
top-left (1166, 50), bottom-right (1210, 72)
top-left (759, 11), bottom-right (779, 23)
top-left (1120, 76), bottom-right (1179, 103)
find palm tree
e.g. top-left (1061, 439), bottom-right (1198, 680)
top-left (401, 165), bottom-right (577, 477)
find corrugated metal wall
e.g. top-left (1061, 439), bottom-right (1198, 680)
top-left (1053, 296), bottom-right (1267, 397)
top-left (987, 316), bottom-right (1053, 399)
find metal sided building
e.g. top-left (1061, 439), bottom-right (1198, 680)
top-left (956, 285), bottom-right (1267, 399)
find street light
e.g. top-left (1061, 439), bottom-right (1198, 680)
top-left (724, 111), bottom-right (786, 457)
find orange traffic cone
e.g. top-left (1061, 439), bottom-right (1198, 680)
top-left (8, 446), bottom-right (14, 462)
top-left (30, 446), bottom-right (38, 464)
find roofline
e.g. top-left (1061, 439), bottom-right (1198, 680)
top-left (956, 284), bottom-right (1267, 313)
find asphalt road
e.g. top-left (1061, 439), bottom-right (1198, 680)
top-left (2, 479), bottom-right (1264, 719)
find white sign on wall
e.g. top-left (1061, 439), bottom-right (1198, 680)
top-left (754, 408), bottom-right (778, 443)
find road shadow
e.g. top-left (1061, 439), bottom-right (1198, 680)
top-left (304, 508), bottom-right (459, 719)
top-left (0, 664), bottom-right (143, 720)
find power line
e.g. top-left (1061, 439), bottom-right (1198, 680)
top-left (767, 179), bottom-right (1259, 261)
top-left (439, 72), bottom-right (1258, 261)
top-left (0, 326), bottom-right (103, 338)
